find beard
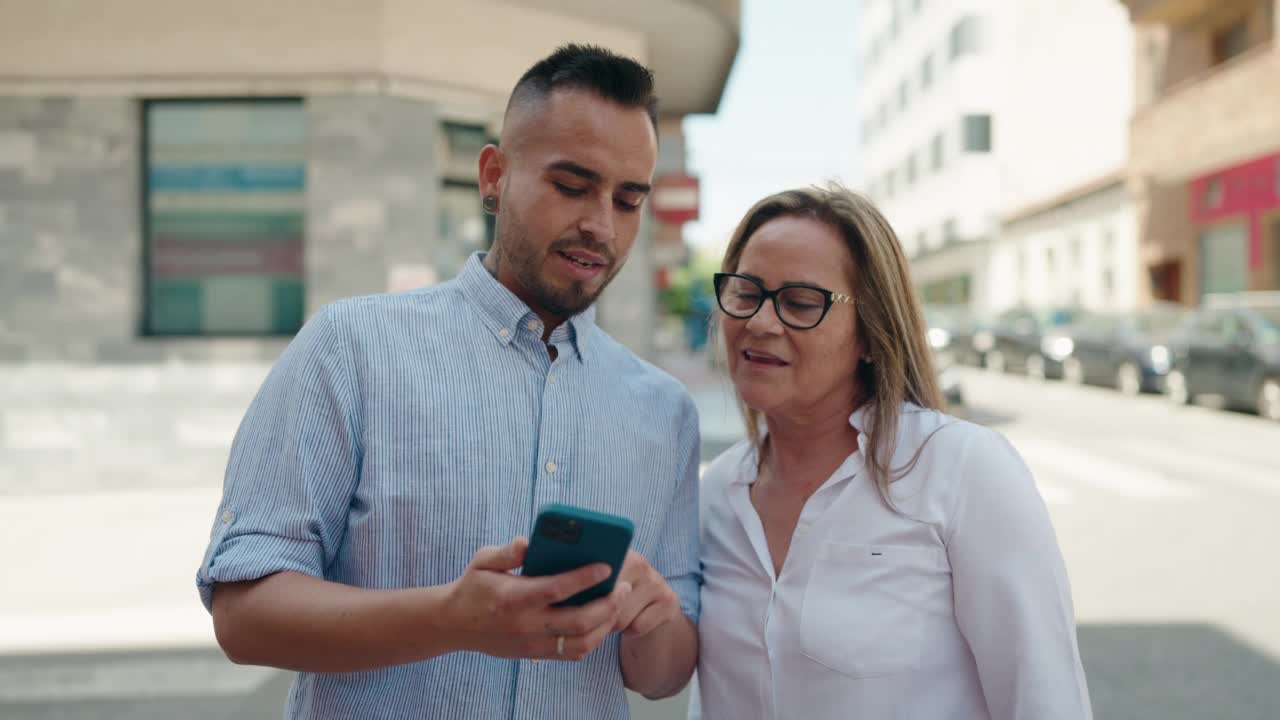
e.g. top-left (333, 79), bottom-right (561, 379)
top-left (494, 211), bottom-right (623, 319)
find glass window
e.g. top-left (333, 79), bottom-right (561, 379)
top-left (905, 153), bottom-right (918, 185)
top-left (439, 122), bottom-right (496, 276)
top-left (1200, 223), bottom-right (1249, 296)
top-left (1193, 311), bottom-right (1229, 337)
top-left (440, 122), bottom-right (489, 182)
top-left (1037, 307), bottom-right (1084, 328)
top-left (1203, 177), bottom-right (1225, 210)
top-left (1212, 19), bottom-right (1250, 66)
top-left (949, 16), bottom-right (988, 60)
top-left (1136, 306), bottom-right (1188, 335)
top-left (931, 132), bottom-right (945, 170)
top-left (920, 54), bottom-right (934, 89)
top-left (1254, 307), bottom-right (1280, 344)
top-left (962, 115), bottom-right (992, 152)
top-left (1223, 313), bottom-right (1254, 344)
top-left (143, 99), bottom-right (306, 336)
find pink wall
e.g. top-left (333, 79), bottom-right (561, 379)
top-left (1189, 150), bottom-right (1280, 269)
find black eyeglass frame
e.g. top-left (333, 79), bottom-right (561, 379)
top-left (712, 272), bottom-right (856, 330)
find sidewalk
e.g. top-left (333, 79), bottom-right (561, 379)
top-left (653, 348), bottom-right (746, 446)
top-left (1, 349), bottom-right (744, 658)
top-left (0, 488), bottom-right (221, 655)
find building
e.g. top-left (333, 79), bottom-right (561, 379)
top-left (0, 0), bottom-right (739, 492)
top-left (858, 0), bottom-right (1142, 313)
top-left (989, 0), bottom-right (1139, 313)
top-left (1122, 0), bottom-right (1280, 302)
top-left (858, 0), bottom-right (1002, 307)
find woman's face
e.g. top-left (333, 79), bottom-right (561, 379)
top-left (721, 216), bottom-right (864, 422)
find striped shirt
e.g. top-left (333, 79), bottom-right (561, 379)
top-left (196, 252), bottom-right (702, 719)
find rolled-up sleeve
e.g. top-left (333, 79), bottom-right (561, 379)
top-left (947, 429), bottom-right (1093, 720)
top-left (196, 303), bottom-right (363, 612)
top-left (652, 393), bottom-right (703, 623)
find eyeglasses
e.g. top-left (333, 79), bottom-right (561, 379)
top-left (713, 273), bottom-right (855, 330)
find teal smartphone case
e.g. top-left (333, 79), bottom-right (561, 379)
top-left (522, 503), bottom-right (635, 607)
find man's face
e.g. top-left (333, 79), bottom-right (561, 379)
top-left (483, 89), bottom-right (658, 319)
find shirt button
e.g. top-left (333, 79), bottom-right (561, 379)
top-left (498, 328), bottom-right (509, 338)
top-left (545, 462), bottom-right (558, 474)
top-left (527, 320), bottom-right (538, 331)
top-left (548, 373), bottom-right (556, 384)
top-left (221, 510), bottom-right (233, 524)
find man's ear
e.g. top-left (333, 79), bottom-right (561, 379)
top-left (478, 144), bottom-right (505, 201)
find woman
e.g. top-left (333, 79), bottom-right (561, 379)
top-left (691, 186), bottom-right (1091, 719)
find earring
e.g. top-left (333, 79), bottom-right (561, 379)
top-left (482, 195), bottom-right (498, 214)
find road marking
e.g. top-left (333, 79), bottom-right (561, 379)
top-left (0, 606), bottom-right (216, 657)
top-left (1005, 432), bottom-right (1199, 500)
top-left (1124, 441), bottom-right (1280, 498)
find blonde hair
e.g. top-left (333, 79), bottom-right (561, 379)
top-left (718, 184), bottom-right (944, 509)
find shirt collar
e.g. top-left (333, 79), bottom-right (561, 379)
top-left (728, 401), bottom-right (927, 487)
top-left (457, 252), bottom-right (596, 361)
top-left (848, 400), bottom-right (926, 436)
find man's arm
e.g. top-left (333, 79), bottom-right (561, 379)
top-left (212, 538), bottom-right (630, 673)
top-left (613, 391), bottom-right (703, 698)
top-left (213, 572), bottom-right (453, 672)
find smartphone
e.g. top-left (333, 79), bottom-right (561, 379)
top-left (521, 503), bottom-right (634, 607)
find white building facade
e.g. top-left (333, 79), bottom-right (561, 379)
top-left (858, 0), bottom-right (1140, 313)
top-left (859, 0), bottom-right (1003, 306)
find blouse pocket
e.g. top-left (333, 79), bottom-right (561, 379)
top-left (799, 541), bottom-right (944, 678)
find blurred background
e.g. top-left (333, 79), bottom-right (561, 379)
top-left (2, 0), bottom-right (1279, 718)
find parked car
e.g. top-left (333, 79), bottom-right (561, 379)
top-left (949, 309), bottom-right (996, 368)
top-left (1042, 303), bottom-right (1189, 395)
top-left (924, 305), bottom-right (966, 407)
top-left (982, 306), bottom-right (1089, 378)
top-left (1165, 293), bottom-right (1280, 421)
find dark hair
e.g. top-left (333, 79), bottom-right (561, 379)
top-left (507, 44), bottom-right (658, 131)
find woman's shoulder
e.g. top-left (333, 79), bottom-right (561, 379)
top-left (894, 405), bottom-right (992, 458)
top-left (700, 439), bottom-right (757, 492)
top-left (889, 406), bottom-right (1032, 505)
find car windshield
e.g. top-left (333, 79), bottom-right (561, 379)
top-left (1035, 308), bottom-right (1082, 328)
top-left (925, 305), bottom-right (967, 329)
top-left (1255, 306), bottom-right (1280, 344)
top-left (1135, 308), bottom-right (1187, 335)
top-left (924, 307), bottom-right (950, 328)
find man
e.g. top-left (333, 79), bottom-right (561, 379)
top-left (198, 45), bottom-right (700, 719)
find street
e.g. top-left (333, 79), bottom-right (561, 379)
top-left (954, 368), bottom-right (1280, 719)
top-left (3, 365), bottom-right (1280, 719)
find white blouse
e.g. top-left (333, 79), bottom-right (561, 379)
top-left (691, 404), bottom-right (1092, 720)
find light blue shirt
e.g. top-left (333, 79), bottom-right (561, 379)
top-left (197, 253), bottom-right (701, 719)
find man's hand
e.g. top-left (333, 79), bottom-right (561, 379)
top-left (612, 550), bottom-right (682, 638)
top-left (442, 537), bottom-right (632, 661)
